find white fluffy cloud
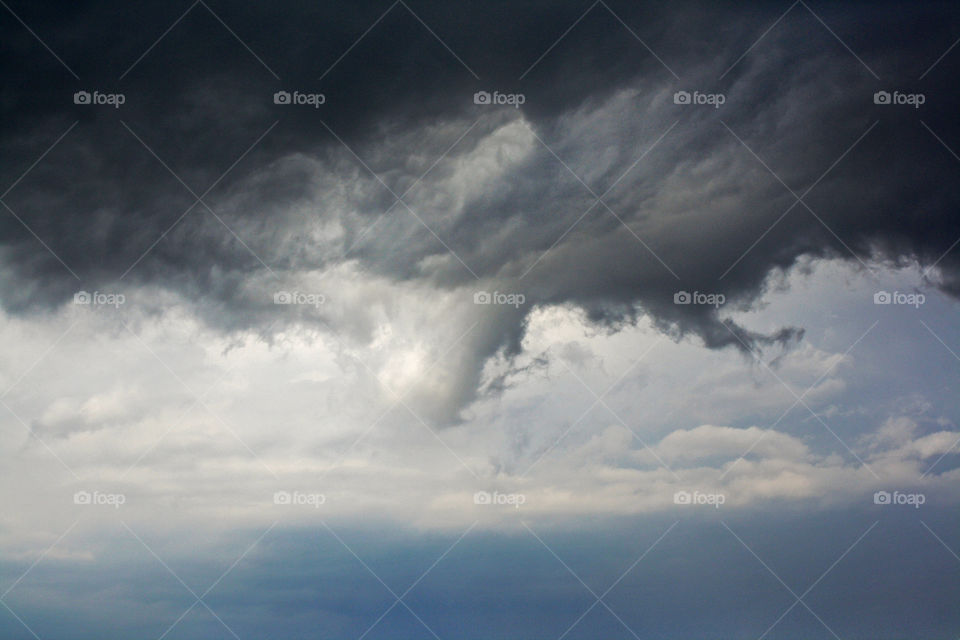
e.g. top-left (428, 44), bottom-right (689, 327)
top-left (1, 258), bottom-right (958, 559)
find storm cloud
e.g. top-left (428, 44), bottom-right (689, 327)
top-left (4, 0), bottom-right (960, 422)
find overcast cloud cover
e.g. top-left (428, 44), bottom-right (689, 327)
top-left (2, 1), bottom-right (960, 638)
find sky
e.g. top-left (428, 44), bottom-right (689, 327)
top-left (1, 1), bottom-right (960, 638)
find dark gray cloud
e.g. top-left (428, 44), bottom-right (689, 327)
top-left (3, 0), bottom-right (960, 422)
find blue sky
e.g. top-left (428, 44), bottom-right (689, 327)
top-left (2, 509), bottom-right (958, 639)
